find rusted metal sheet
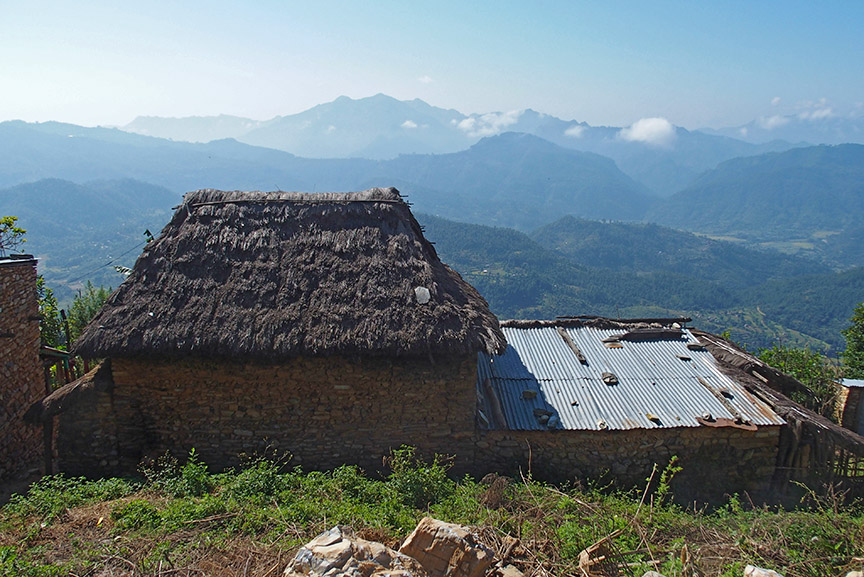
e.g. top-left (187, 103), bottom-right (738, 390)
top-left (477, 324), bottom-right (785, 431)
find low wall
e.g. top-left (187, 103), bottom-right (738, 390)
top-left (476, 426), bottom-right (781, 503)
top-left (0, 257), bottom-right (43, 480)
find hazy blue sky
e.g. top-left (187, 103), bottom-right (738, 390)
top-left (2, 0), bottom-right (862, 129)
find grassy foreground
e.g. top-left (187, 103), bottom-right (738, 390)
top-left (1, 447), bottom-right (862, 577)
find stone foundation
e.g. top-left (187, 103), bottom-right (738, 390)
top-left (0, 256), bottom-right (43, 480)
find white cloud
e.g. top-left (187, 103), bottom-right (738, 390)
top-left (456, 110), bottom-right (524, 138)
top-left (564, 124), bottom-right (585, 138)
top-left (617, 117), bottom-right (676, 147)
top-left (325, 124), bottom-right (336, 134)
top-left (738, 127), bottom-right (748, 137)
top-left (799, 107), bottom-right (833, 121)
top-left (401, 120), bottom-right (418, 129)
top-left (757, 115), bottom-right (789, 130)
top-left (417, 75), bottom-right (433, 84)
top-left (771, 96), bottom-right (781, 106)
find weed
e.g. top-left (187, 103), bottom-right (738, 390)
top-left (385, 445), bottom-right (455, 509)
top-left (111, 499), bottom-right (161, 531)
top-left (140, 449), bottom-right (214, 498)
top-left (3, 475), bottom-right (137, 524)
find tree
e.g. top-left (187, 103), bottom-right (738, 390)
top-left (68, 281), bottom-right (112, 342)
top-left (759, 344), bottom-right (840, 419)
top-left (842, 302), bottom-right (864, 378)
top-left (37, 276), bottom-right (64, 348)
top-left (0, 215), bottom-right (26, 257)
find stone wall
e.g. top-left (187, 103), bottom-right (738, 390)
top-left (476, 425), bottom-right (781, 503)
top-left (839, 386), bottom-right (863, 434)
top-left (0, 256), bottom-right (43, 480)
top-left (53, 352), bottom-right (783, 502)
top-left (56, 354), bottom-right (478, 477)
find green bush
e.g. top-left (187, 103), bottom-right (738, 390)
top-left (140, 449), bottom-right (213, 498)
top-left (224, 457), bottom-right (287, 503)
top-left (386, 446), bottom-right (455, 509)
top-left (0, 546), bottom-right (67, 577)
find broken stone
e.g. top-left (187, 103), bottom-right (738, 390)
top-left (399, 517), bottom-right (495, 577)
top-left (283, 526), bottom-right (428, 577)
top-left (744, 565), bottom-right (784, 577)
top-left (498, 564), bottom-right (524, 577)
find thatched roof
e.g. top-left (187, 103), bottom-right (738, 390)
top-left (26, 361), bottom-right (114, 423)
top-left (73, 188), bottom-right (505, 360)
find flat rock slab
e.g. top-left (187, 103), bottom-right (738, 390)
top-left (398, 517), bottom-right (495, 577)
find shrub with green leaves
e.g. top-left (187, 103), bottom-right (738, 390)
top-left (140, 449), bottom-right (213, 498)
top-left (386, 445), bottom-right (455, 509)
top-left (111, 499), bottom-right (161, 531)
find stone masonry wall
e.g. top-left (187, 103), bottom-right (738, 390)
top-left (52, 352), bottom-right (782, 502)
top-left (0, 257), bottom-right (43, 480)
top-left (476, 425), bottom-right (781, 503)
top-left (839, 386), bottom-right (862, 434)
top-left (56, 354), bottom-right (478, 477)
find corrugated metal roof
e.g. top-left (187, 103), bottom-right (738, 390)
top-left (478, 324), bottom-right (784, 431)
top-left (842, 379), bottom-right (864, 389)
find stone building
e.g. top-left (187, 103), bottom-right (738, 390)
top-left (39, 188), bottom-right (505, 476)
top-left (475, 317), bottom-right (785, 499)
top-left (0, 254), bottom-right (43, 480)
top-left (24, 188), bottom-right (864, 503)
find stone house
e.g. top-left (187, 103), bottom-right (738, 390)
top-left (475, 318), bottom-right (785, 498)
top-left (38, 188), bottom-right (506, 476)
top-left (23, 187), bottom-right (864, 502)
top-left (474, 318), bottom-right (864, 501)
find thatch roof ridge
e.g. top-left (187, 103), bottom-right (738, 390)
top-left (185, 187), bottom-right (404, 205)
top-left (73, 188), bottom-right (505, 360)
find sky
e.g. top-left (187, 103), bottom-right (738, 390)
top-left (2, 0), bottom-right (863, 129)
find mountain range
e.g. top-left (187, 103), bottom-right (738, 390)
top-left (121, 94), bottom-right (799, 196)
top-left (4, 95), bottom-right (864, 352)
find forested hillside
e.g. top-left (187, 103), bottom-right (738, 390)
top-left (649, 144), bottom-right (864, 266)
top-left (2, 121), bottom-right (862, 352)
top-left (531, 216), bottom-right (829, 288)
